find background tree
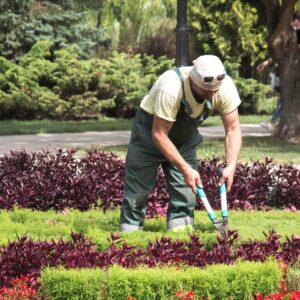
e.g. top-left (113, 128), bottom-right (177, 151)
top-left (188, 0), bottom-right (268, 77)
top-left (1, 0), bottom-right (296, 124)
top-left (187, 0), bottom-right (275, 115)
top-left (80, 0), bottom-right (177, 57)
top-left (250, 0), bottom-right (300, 142)
top-left (0, 0), bottom-right (110, 60)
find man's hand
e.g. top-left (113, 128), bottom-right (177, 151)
top-left (182, 167), bottom-right (203, 195)
top-left (256, 58), bottom-right (272, 73)
top-left (217, 165), bottom-right (236, 192)
top-left (152, 115), bottom-right (202, 194)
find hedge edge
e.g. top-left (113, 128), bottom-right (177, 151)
top-left (40, 260), bottom-right (282, 300)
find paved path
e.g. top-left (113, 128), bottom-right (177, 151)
top-left (0, 124), bottom-right (269, 156)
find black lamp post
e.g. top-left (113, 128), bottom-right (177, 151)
top-left (175, 0), bottom-right (192, 67)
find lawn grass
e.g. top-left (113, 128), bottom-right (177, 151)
top-left (96, 135), bottom-right (300, 164)
top-left (0, 115), bottom-right (269, 135)
top-left (0, 208), bottom-right (299, 250)
top-left (197, 136), bottom-right (300, 164)
top-left (0, 117), bottom-right (133, 135)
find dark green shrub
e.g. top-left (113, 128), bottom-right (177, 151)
top-left (0, 40), bottom-right (274, 119)
top-left (98, 52), bottom-right (174, 118)
top-left (234, 77), bottom-right (276, 115)
top-left (0, 41), bottom-right (175, 120)
top-left (224, 61), bottom-right (276, 115)
top-left (0, 0), bottom-right (110, 60)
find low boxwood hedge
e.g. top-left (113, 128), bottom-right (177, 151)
top-left (40, 260), bottom-right (281, 300)
top-left (40, 267), bottom-right (107, 300)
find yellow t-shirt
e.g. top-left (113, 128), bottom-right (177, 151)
top-left (140, 66), bottom-right (241, 122)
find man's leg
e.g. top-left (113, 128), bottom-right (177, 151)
top-left (162, 146), bottom-right (198, 231)
top-left (271, 98), bottom-right (282, 124)
top-left (120, 143), bottom-right (160, 232)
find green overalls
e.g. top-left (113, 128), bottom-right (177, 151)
top-left (120, 68), bottom-right (212, 232)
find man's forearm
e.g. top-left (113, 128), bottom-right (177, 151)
top-left (152, 132), bottom-right (190, 174)
top-left (152, 115), bottom-right (202, 193)
top-left (224, 125), bottom-right (242, 170)
top-left (152, 132), bottom-right (202, 194)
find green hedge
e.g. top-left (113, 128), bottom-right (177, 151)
top-left (40, 267), bottom-right (107, 300)
top-left (40, 260), bottom-right (281, 300)
top-left (0, 41), bottom-right (174, 120)
top-left (0, 41), bottom-right (274, 120)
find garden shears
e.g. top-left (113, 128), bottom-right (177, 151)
top-left (196, 167), bottom-right (228, 239)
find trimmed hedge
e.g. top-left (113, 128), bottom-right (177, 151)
top-left (40, 267), bottom-right (106, 300)
top-left (40, 261), bottom-right (281, 300)
top-left (107, 262), bottom-right (281, 299)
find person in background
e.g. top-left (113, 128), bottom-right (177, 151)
top-left (257, 57), bottom-right (281, 132)
top-left (257, 10), bottom-right (300, 132)
top-left (119, 55), bottom-right (242, 233)
top-left (291, 10), bottom-right (300, 49)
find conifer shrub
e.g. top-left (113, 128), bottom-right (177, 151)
top-left (0, 43), bottom-right (175, 120)
top-left (0, 0), bottom-right (111, 60)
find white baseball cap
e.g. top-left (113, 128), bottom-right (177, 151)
top-left (190, 55), bottom-right (226, 91)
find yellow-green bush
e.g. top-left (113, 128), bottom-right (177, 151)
top-left (40, 267), bottom-right (107, 300)
top-left (107, 261), bottom-right (281, 300)
top-left (40, 260), bottom-right (281, 300)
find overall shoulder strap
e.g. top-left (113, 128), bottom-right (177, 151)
top-left (174, 67), bottom-right (185, 96)
top-left (174, 67), bottom-right (192, 115)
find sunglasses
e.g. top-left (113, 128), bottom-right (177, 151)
top-left (202, 74), bottom-right (226, 83)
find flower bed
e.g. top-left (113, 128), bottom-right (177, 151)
top-left (0, 150), bottom-right (299, 215)
top-left (0, 230), bottom-right (299, 290)
top-left (0, 150), bottom-right (299, 298)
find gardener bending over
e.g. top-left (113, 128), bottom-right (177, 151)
top-left (120, 55), bottom-right (242, 232)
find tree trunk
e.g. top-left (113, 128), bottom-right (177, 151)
top-left (278, 48), bottom-right (300, 142)
top-left (264, 0), bottom-right (300, 142)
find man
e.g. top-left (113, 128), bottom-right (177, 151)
top-left (257, 57), bottom-right (281, 132)
top-left (120, 55), bottom-right (242, 232)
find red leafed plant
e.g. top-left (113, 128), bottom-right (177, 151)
top-left (0, 275), bottom-right (37, 299)
top-left (0, 151), bottom-right (299, 216)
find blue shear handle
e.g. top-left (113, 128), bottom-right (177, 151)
top-left (221, 210), bottom-right (228, 217)
top-left (220, 183), bottom-right (226, 193)
top-left (196, 186), bottom-right (217, 221)
top-left (217, 168), bottom-right (228, 218)
top-left (196, 186), bottom-right (206, 198)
